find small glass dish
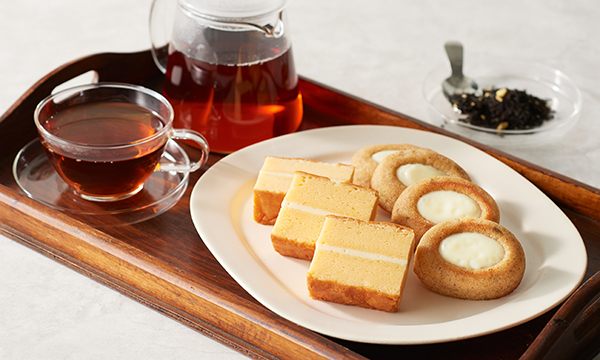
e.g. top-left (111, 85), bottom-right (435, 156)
top-left (423, 58), bottom-right (582, 148)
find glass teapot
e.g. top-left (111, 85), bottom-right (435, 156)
top-left (150, 0), bottom-right (303, 153)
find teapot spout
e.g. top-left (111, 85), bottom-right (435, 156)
top-left (241, 11), bottom-right (285, 38)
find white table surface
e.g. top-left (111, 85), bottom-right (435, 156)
top-left (1, 0), bottom-right (599, 359)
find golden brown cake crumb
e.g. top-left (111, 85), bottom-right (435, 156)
top-left (253, 156), bottom-right (354, 225)
top-left (307, 216), bottom-right (415, 312)
top-left (271, 172), bottom-right (378, 260)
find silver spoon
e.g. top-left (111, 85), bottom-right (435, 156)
top-left (442, 41), bottom-right (480, 100)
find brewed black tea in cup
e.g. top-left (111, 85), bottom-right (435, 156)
top-left (34, 83), bottom-right (209, 202)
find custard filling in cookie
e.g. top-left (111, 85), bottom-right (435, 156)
top-left (372, 150), bottom-right (402, 163)
top-left (351, 144), bottom-right (421, 188)
top-left (417, 190), bottom-right (481, 224)
top-left (397, 164), bottom-right (447, 187)
top-left (391, 176), bottom-right (499, 244)
top-left (439, 232), bottom-right (505, 269)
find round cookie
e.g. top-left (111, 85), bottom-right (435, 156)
top-left (371, 148), bottom-right (471, 213)
top-left (351, 144), bottom-right (421, 188)
top-left (391, 176), bottom-right (499, 243)
top-left (413, 217), bottom-right (526, 300)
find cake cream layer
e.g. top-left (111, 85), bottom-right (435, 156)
top-left (254, 156), bottom-right (354, 194)
top-left (281, 201), bottom-right (347, 217)
top-left (270, 172), bottom-right (378, 260)
top-left (309, 250), bottom-right (404, 295)
top-left (317, 244), bottom-right (409, 265)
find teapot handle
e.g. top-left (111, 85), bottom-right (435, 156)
top-left (149, 0), bottom-right (176, 74)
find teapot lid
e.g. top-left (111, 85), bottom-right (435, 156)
top-left (180, 0), bottom-right (289, 19)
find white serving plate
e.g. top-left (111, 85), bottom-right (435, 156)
top-left (190, 125), bottom-right (586, 344)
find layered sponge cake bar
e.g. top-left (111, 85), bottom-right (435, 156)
top-left (307, 216), bottom-right (415, 312)
top-left (253, 156), bottom-right (355, 225)
top-left (270, 172), bottom-right (378, 260)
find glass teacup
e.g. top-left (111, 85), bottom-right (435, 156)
top-left (34, 83), bottom-right (209, 202)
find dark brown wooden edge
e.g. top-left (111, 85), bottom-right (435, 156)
top-left (520, 269), bottom-right (600, 360)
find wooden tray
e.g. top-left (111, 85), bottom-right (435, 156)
top-left (1, 50), bottom-right (599, 360)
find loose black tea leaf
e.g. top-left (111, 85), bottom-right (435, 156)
top-left (449, 88), bottom-right (553, 131)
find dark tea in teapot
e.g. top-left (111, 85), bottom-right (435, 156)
top-left (150, 0), bottom-right (302, 153)
top-left (162, 47), bottom-right (302, 153)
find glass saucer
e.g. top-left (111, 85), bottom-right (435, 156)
top-left (423, 57), bottom-right (582, 148)
top-left (13, 139), bottom-right (190, 227)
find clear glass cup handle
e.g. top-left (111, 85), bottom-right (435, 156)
top-left (159, 129), bottom-right (210, 172)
